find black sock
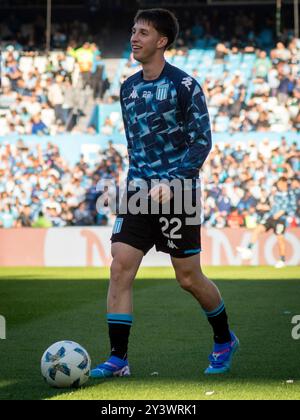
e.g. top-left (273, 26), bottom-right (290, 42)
top-left (280, 256), bottom-right (285, 262)
top-left (107, 314), bottom-right (133, 360)
top-left (205, 301), bottom-right (231, 344)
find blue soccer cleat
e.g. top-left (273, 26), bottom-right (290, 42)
top-left (204, 332), bottom-right (240, 375)
top-left (90, 356), bottom-right (130, 379)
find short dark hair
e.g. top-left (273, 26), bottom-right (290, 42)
top-left (134, 8), bottom-right (179, 49)
top-left (278, 176), bottom-right (288, 183)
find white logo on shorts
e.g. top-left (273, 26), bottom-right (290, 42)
top-left (167, 240), bottom-right (179, 249)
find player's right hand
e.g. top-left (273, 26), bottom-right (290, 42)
top-left (148, 183), bottom-right (173, 204)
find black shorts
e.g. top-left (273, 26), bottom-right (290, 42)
top-left (263, 217), bottom-right (286, 235)
top-left (110, 191), bottom-right (201, 258)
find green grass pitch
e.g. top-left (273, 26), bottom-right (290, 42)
top-left (0, 266), bottom-right (299, 400)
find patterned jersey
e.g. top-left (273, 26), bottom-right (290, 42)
top-left (270, 190), bottom-right (298, 219)
top-left (120, 61), bottom-right (212, 184)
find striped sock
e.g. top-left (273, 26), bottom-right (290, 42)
top-left (204, 301), bottom-right (231, 344)
top-left (107, 313), bottom-right (133, 360)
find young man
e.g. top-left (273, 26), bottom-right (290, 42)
top-left (91, 8), bottom-right (239, 378)
top-left (237, 176), bottom-right (297, 268)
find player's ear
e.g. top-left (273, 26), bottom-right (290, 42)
top-left (157, 36), bottom-right (168, 50)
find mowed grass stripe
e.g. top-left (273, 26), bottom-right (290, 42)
top-left (0, 266), bottom-right (299, 280)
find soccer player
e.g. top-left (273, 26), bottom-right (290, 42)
top-left (91, 9), bottom-right (239, 378)
top-left (237, 176), bottom-right (297, 268)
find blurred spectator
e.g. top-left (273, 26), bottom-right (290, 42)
top-left (69, 42), bottom-right (94, 89)
top-left (0, 204), bottom-right (16, 228)
top-left (47, 75), bottom-right (65, 123)
top-left (73, 201), bottom-right (95, 226)
top-left (227, 209), bottom-right (245, 228)
top-left (32, 211), bottom-right (52, 228)
top-left (254, 50), bottom-right (272, 79)
top-left (91, 52), bottom-right (110, 100)
top-left (19, 205), bottom-right (32, 227)
top-left (31, 114), bottom-right (49, 135)
top-left (244, 207), bottom-right (258, 229)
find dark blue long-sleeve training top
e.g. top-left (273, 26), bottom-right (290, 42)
top-left (120, 61), bottom-right (212, 184)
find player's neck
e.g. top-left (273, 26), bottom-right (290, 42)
top-left (141, 56), bottom-right (166, 81)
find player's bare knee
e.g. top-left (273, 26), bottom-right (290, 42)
top-left (176, 268), bottom-right (207, 292)
top-left (176, 269), bottom-right (196, 292)
top-left (110, 258), bottom-right (128, 281)
top-left (110, 257), bottom-right (132, 287)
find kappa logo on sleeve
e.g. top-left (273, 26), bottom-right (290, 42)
top-left (181, 77), bottom-right (193, 91)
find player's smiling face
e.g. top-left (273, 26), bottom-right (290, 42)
top-left (131, 20), bottom-right (167, 63)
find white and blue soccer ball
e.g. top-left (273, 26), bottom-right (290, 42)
top-left (41, 341), bottom-right (91, 388)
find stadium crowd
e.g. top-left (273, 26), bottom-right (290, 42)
top-left (205, 40), bottom-right (300, 133)
top-left (1, 7), bottom-right (299, 137)
top-left (0, 41), bottom-right (109, 136)
top-left (202, 137), bottom-right (299, 228)
top-left (0, 137), bottom-right (298, 229)
top-left (0, 7), bottom-right (299, 229)
top-left (121, 38), bottom-right (300, 133)
top-left (0, 139), bottom-right (125, 228)
top-left (0, 6), bottom-right (293, 52)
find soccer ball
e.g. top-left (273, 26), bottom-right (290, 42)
top-left (41, 341), bottom-right (91, 388)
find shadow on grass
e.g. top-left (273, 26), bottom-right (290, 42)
top-left (1, 371), bottom-right (299, 401)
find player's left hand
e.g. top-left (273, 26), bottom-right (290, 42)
top-left (148, 183), bottom-right (173, 204)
